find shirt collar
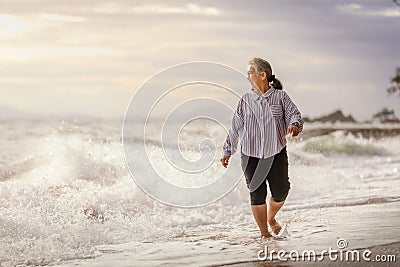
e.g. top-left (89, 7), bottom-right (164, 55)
top-left (251, 87), bottom-right (276, 100)
top-left (262, 87), bottom-right (275, 98)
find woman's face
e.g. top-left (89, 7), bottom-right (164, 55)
top-left (247, 65), bottom-right (264, 92)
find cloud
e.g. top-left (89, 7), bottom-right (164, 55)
top-left (0, 14), bottom-right (27, 35)
top-left (1, 0), bottom-right (399, 120)
top-left (369, 8), bottom-right (400, 17)
top-left (0, 13), bottom-right (87, 39)
top-left (1, 47), bottom-right (114, 61)
top-left (93, 3), bottom-right (221, 16)
top-left (38, 13), bottom-right (87, 22)
top-left (341, 3), bottom-right (362, 10)
top-left (337, 3), bottom-right (400, 17)
top-left (131, 4), bottom-right (220, 16)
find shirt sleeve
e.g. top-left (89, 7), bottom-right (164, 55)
top-left (223, 98), bottom-right (244, 156)
top-left (282, 91), bottom-right (304, 132)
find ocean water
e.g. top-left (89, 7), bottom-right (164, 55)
top-left (1, 119), bottom-right (399, 266)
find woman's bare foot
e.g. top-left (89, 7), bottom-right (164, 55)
top-left (269, 219), bottom-right (282, 236)
top-left (261, 230), bottom-right (273, 239)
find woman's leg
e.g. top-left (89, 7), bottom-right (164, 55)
top-left (266, 147), bottom-right (290, 235)
top-left (241, 153), bottom-right (272, 238)
top-left (251, 204), bottom-right (272, 238)
top-left (267, 198), bottom-right (285, 235)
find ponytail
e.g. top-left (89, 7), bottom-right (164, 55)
top-left (268, 74), bottom-right (283, 90)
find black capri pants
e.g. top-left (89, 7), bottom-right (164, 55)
top-left (241, 147), bottom-right (290, 205)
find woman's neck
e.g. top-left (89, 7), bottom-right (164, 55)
top-left (260, 83), bottom-right (271, 94)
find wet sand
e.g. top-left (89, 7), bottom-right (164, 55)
top-left (62, 201), bottom-right (400, 266)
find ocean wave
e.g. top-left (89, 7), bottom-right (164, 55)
top-left (0, 154), bottom-right (49, 182)
top-left (302, 131), bottom-right (390, 156)
top-left (1, 134), bottom-right (126, 186)
top-left (1, 120), bottom-right (400, 266)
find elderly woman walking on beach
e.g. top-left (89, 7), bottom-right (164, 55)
top-left (221, 57), bottom-right (303, 240)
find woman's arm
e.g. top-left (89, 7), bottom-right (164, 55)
top-left (282, 91), bottom-right (303, 132)
top-left (223, 98), bottom-right (244, 156)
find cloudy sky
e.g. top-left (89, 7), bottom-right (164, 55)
top-left (1, 0), bottom-right (399, 121)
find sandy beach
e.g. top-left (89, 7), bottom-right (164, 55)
top-left (57, 200), bottom-right (400, 266)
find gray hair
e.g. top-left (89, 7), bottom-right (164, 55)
top-left (248, 57), bottom-right (283, 89)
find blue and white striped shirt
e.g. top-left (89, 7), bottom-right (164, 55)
top-left (223, 87), bottom-right (303, 159)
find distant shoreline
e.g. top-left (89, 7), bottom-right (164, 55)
top-left (301, 127), bottom-right (400, 139)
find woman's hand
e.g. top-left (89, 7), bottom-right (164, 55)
top-left (287, 124), bottom-right (300, 137)
top-left (220, 155), bottom-right (231, 168)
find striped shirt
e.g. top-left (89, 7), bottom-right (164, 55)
top-left (223, 87), bottom-right (303, 159)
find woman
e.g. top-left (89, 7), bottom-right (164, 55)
top-left (221, 57), bottom-right (303, 239)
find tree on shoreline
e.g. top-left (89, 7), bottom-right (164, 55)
top-left (373, 108), bottom-right (399, 123)
top-left (387, 67), bottom-right (400, 96)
